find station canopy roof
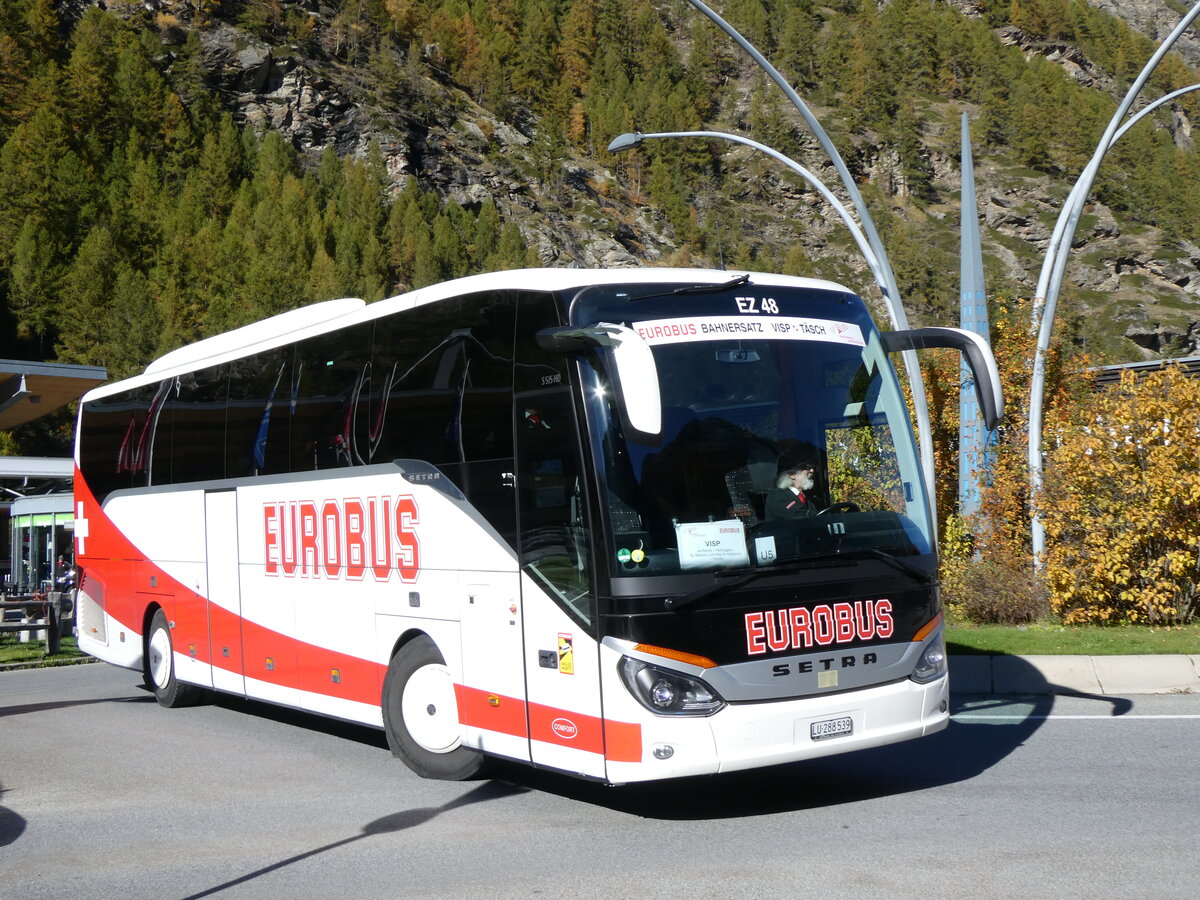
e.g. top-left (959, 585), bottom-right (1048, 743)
top-left (0, 456), bottom-right (74, 499)
top-left (0, 359), bottom-right (107, 430)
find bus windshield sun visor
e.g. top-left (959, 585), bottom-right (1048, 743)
top-left (880, 326), bottom-right (1004, 431)
top-left (536, 322), bottom-right (662, 440)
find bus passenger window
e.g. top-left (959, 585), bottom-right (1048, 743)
top-left (372, 308), bottom-right (462, 465)
top-left (168, 366), bottom-right (228, 485)
top-left (80, 383), bottom-right (165, 501)
top-left (291, 325), bottom-right (372, 470)
top-left (225, 348), bottom-right (291, 477)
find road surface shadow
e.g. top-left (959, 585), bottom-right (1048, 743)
top-left (0, 785), bottom-right (26, 847)
top-left (0, 694), bottom-right (154, 718)
top-left (140, 655), bottom-right (1132, 820)
top-left (206, 690), bottom-right (390, 750)
top-left (485, 654), bottom-right (1134, 819)
top-left (178, 781), bottom-right (526, 900)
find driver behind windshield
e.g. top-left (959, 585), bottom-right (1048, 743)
top-left (765, 456), bottom-right (818, 520)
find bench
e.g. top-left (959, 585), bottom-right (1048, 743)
top-left (0, 594), bottom-right (68, 655)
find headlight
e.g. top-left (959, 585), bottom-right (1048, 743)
top-left (619, 657), bottom-right (725, 716)
top-left (910, 633), bottom-right (947, 684)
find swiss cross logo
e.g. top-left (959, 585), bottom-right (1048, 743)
top-left (74, 501), bottom-right (90, 555)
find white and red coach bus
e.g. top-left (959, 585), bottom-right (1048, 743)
top-left (74, 267), bottom-right (1001, 783)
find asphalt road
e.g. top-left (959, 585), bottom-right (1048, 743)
top-left (2, 663), bottom-right (1198, 899)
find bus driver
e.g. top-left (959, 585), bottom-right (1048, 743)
top-left (765, 457), bottom-right (817, 520)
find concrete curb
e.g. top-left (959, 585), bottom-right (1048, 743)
top-left (0, 656), bottom-right (98, 673)
top-left (951, 654), bottom-right (1200, 695)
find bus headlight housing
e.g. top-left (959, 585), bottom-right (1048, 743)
top-left (910, 634), bottom-right (947, 684)
top-left (619, 657), bottom-right (725, 716)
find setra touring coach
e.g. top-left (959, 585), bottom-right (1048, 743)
top-left (74, 267), bottom-right (1001, 783)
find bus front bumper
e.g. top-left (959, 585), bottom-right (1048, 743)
top-left (605, 674), bottom-right (949, 783)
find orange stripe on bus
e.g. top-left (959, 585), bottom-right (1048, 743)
top-left (911, 612), bottom-right (943, 643)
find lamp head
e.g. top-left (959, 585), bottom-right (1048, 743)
top-left (607, 132), bottom-right (645, 153)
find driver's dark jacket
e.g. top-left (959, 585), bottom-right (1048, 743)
top-left (765, 487), bottom-right (814, 520)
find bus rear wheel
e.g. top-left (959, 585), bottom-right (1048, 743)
top-left (382, 635), bottom-right (485, 781)
top-left (144, 609), bottom-right (202, 708)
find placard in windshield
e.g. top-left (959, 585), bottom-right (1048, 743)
top-left (632, 316), bottom-right (864, 347)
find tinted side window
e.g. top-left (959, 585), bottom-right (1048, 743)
top-left (291, 324), bottom-right (373, 470)
top-left (373, 292), bottom-right (517, 466)
top-left (372, 306), bottom-right (463, 465)
top-left (80, 384), bottom-right (156, 502)
top-left (225, 347), bottom-right (293, 478)
top-left (374, 292), bottom-right (518, 546)
top-left (167, 365), bottom-right (228, 484)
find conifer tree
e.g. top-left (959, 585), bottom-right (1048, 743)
top-left (23, 0), bottom-right (59, 64)
top-left (512, 0), bottom-right (559, 107)
top-left (7, 218), bottom-right (59, 346)
top-left (0, 35), bottom-right (28, 136)
top-left (57, 224), bottom-right (118, 366)
top-left (558, 0), bottom-right (598, 101)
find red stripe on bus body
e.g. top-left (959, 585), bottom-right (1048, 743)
top-left (528, 701), bottom-right (604, 754)
top-left (454, 685), bottom-right (529, 739)
top-left (76, 472), bottom-right (386, 707)
top-left (240, 613), bottom-right (387, 707)
top-left (602, 720), bottom-right (643, 763)
top-left (77, 472), bottom-right (643, 754)
top-left (456, 686), bottom-right (643, 762)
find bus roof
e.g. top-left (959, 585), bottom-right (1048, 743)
top-left (83, 267), bottom-right (853, 402)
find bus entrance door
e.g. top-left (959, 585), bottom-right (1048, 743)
top-left (205, 490), bottom-right (245, 695)
top-left (514, 390), bottom-right (603, 777)
top-left (520, 575), bottom-right (605, 779)
top-left (513, 349), bottom-right (604, 775)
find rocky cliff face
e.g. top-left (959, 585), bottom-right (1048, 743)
top-left (73, 0), bottom-right (1200, 359)
top-left (1090, 0), bottom-right (1200, 68)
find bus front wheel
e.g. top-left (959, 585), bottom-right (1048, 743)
top-left (382, 635), bottom-right (485, 780)
top-left (144, 609), bottom-right (202, 708)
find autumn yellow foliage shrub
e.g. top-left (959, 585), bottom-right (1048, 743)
top-left (939, 514), bottom-right (1048, 623)
top-left (925, 300), bottom-right (1065, 619)
top-left (1040, 366), bottom-right (1200, 625)
top-left (938, 513), bottom-right (972, 620)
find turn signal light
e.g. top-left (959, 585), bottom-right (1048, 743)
top-left (633, 643), bottom-right (717, 669)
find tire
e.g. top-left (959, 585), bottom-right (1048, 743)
top-left (144, 609), bottom-right (202, 708)
top-left (382, 635), bottom-right (485, 780)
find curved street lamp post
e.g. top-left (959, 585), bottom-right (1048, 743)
top-left (607, 130), bottom-right (891, 313)
top-left (1028, 1), bottom-right (1200, 563)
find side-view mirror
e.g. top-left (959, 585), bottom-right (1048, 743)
top-left (881, 327), bottom-right (1004, 431)
top-left (536, 322), bottom-right (663, 441)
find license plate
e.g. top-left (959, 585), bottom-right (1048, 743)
top-left (810, 716), bottom-right (853, 741)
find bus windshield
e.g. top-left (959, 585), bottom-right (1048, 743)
top-left (571, 281), bottom-right (933, 581)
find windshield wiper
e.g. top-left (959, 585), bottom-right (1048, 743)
top-left (662, 548), bottom-right (933, 613)
top-left (850, 548), bottom-right (936, 586)
top-left (629, 273), bottom-right (751, 304)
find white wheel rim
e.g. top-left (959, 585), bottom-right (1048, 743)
top-left (148, 625), bottom-right (172, 689)
top-left (401, 663), bottom-right (461, 754)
